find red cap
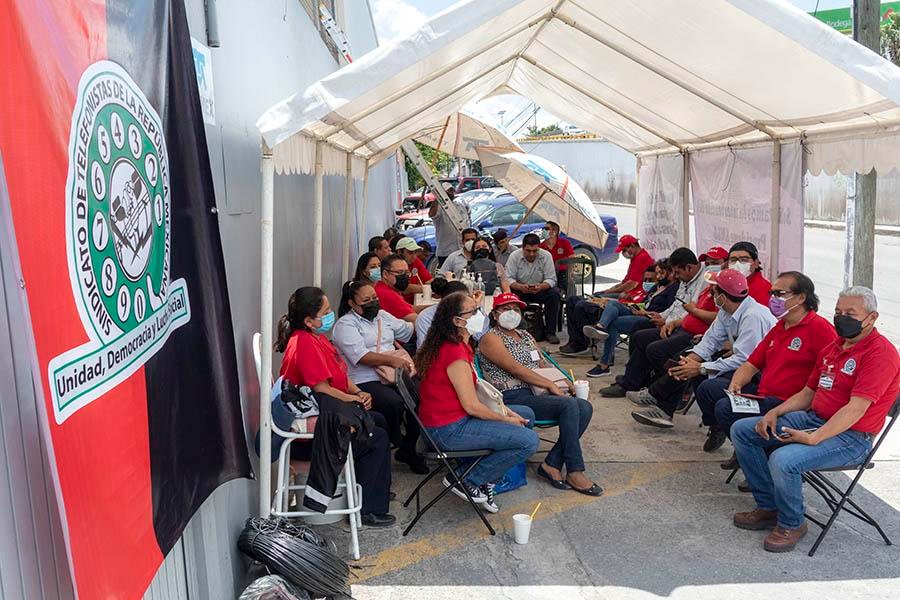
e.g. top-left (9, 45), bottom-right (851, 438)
top-left (615, 234), bottom-right (638, 253)
top-left (699, 246), bottom-right (728, 262)
top-left (492, 292), bottom-right (527, 309)
top-left (704, 269), bottom-right (748, 297)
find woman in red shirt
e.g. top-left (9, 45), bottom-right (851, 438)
top-left (274, 286), bottom-right (395, 527)
top-left (415, 291), bottom-right (539, 513)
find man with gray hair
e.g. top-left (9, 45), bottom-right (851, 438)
top-left (730, 286), bottom-right (899, 553)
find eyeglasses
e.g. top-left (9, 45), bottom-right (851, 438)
top-left (768, 289), bottom-right (794, 298)
top-left (728, 256), bottom-right (754, 264)
top-left (457, 308), bottom-right (482, 318)
top-left (385, 269), bottom-right (407, 276)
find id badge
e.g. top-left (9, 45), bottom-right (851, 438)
top-left (818, 373), bottom-right (834, 390)
top-left (530, 350), bottom-right (541, 362)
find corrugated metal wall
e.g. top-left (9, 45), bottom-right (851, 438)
top-left (0, 1), bottom-right (395, 599)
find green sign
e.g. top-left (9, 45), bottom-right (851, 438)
top-left (811, 1), bottom-right (900, 33)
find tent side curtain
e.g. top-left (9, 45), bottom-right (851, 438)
top-left (258, 0), bottom-right (900, 174)
top-left (272, 133), bottom-right (369, 178)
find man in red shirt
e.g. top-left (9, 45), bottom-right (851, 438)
top-left (731, 286), bottom-right (899, 553)
top-left (394, 237), bottom-right (433, 302)
top-left (694, 272), bottom-right (837, 454)
top-left (699, 246), bottom-right (728, 268)
top-left (560, 234), bottom-right (654, 354)
top-left (374, 254), bottom-right (428, 323)
top-left (540, 221), bottom-right (574, 290)
top-left (726, 241), bottom-right (770, 305)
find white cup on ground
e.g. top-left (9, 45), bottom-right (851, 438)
top-left (513, 513), bottom-right (533, 544)
top-left (574, 379), bottom-right (590, 400)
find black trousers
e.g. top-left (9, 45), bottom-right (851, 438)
top-left (292, 410), bottom-right (391, 515)
top-left (564, 296), bottom-right (601, 350)
top-left (358, 380), bottom-right (420, 455)
top-left (621, 327), bottom-right (693, 391)
top-left (519, 288), bottom-right (561, 333)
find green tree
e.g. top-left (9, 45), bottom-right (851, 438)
top-left (526, 123), bottom-right (564, 137)
top-left (403, 141), bottom-right (455, 190)
top-left (882, 12), bottom-right (900, 65)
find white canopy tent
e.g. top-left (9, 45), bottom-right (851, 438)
top-left (254, 0), bottom-right (900, 516)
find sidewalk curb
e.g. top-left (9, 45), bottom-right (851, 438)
top-left (594, 201), bottom-right (900, 238)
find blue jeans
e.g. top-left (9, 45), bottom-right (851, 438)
top-left (426, 405), bottom-right (539, 487)
top-left (600, 315), bottom-right (648, 365)
top-left (731, 411), bottom-right (873, 528)
top-left (503, 388), bottom-right (593, 472)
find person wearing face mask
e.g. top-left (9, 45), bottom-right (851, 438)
top-left (440, 228), bottom-right (479, 276)
top-left (584, 260), bottom-right (678, 377)
top-left (416, 292), bottom-right (539, 513)
top-left (731, 286), bottom-right (899, 553)
top-left (374, 254), bottom-right (429, 323)
top-left (695, 272), bottom-right (838, 460)
top-left (539, 221), bottom-right (575, 290)
top-left (353, 252), bottom-right (382, 284)
top-left (630, 269), bottom-right (776, 430)
top-left (274, 286), bottom-right (396, 527)
top-left (699, 246), bottom-right (728, 271)
top-left (477, 294), bottom-right (601, 496)
top-left (725, 241), bottom-right (771, 305)
top-left (394, 237), bottom-right (433, 302)
top-left (464, 237), bottom-right (511, 294)
top-left (333, 281), bottom-right (427, 474)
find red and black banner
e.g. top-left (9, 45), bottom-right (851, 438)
top-left (0, 1), bottom-right (252, 597)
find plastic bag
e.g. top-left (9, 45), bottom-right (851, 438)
top-left (239, 575), bottom-right (311, 600)
top-left (494, 461), bottom-right (527, 494)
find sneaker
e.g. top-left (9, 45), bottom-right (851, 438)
top-left (626, 389), bottom-right (656, 406)
top-left (544, 333), bottom-right (560, 345)
top-left (442, 476), bottom-right (486, 503)
top-left (582, 325), bottom-right (609, 341)
top-left (586, 364), bottom-right (611, 378)
top-left (631, 407), bottom-right (674, 429)
top-left (599, 384), bottom-right (626, 398)
top-left (479, 483), bottom-right (499, 514)
top-left (558, 343), bottom-right (589, 356)
top-left (703, 428), bottom-right (727, 453)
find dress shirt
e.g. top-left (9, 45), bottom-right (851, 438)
top-left (505, 248), bottom-right (557, 287)
top-left (332, 309), bottom-right (413, 384)
top-left (692, 296), bottom-right (777, 374)
top-left (660, 265), bottom-right (712, 324)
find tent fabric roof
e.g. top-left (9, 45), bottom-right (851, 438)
top-left (257, 0), bottom-right (900, 175)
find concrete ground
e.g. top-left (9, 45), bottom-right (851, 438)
top-left (313, 341), bottom-right (900, 600)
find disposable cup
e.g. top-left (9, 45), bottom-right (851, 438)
top-left (513, 513), bottom-right (533, 544)
top-left (574, 380), bottom-right (590, 400)
top-left (422, 283), bottom-right (432, 302)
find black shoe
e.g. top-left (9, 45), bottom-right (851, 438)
top-left (544, 333), bottom-right (560, 345)
top-left (586, 364), bottom-right (610, 378)
top-left (737, 479), bottom-right (752, 493)
top-left (361, 513), bottom-right (397, 527)
top-left (600, 384), bottom-right (626, 398)
top-left (558, 343), bottom-right (588, 356)
top-left (720, 452), bottom-right (739, 470)
top-left (703, 428), bottom-right (727, 453)
top-left (395, 449), bottom-right (429, 475)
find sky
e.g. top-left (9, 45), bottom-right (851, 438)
top-left (369, 0), bottom-right (865, 133)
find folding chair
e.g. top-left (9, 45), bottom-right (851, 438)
top-left (395, 369), bottom-right (496, 537)
top-left (802, 397), bottom-right (899, 556)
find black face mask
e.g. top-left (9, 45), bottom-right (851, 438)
top-left (360, 300), bottom-right (380, 321)
top-left (658, 278), bottom-right (669, 286)
top-left (393, 273), bottom-right (410, 292)
top-left (834, 314), bottom-right (867, 339)
top-left (473, 249), bottom-right (490, 260)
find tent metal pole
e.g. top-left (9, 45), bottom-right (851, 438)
top-left (313, 140), bottom-right (324, 286)
top-left (341, 153), bottom-right (354, 283)
top-left (554, 12), bottom-right (779, 140)
top-left (259, 148), bottom-right (275, 518)
top-left (634, 155), bottom-right (642, 238)
top-left (769, 142), bottom-right (782, 279)
top-left (359, 160), bottom-right (370, 257)
top-left (682, 151), bottom-right (691, 247)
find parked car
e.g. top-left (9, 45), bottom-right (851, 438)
top-left (396, 187), bottom-right (508, 231)
top-left (439, 176), bottom-right (501, 194)
top-left (404, 194), bottom-right (619, 282)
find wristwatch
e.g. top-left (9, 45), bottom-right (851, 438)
top-left (699, 365), bottom-right (709, 376)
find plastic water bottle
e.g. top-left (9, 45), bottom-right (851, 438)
top-left (475, 273), bottom-right (485, 294)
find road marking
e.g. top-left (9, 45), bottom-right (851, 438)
top-left (353, 461), bottom-right (692, 582)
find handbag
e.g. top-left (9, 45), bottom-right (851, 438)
top-left (374, 318), bottom-right (413, 384)
top-left (474, 368), bottom-right (509, 416)
top-left (530, 366), bottom-right (571, 396)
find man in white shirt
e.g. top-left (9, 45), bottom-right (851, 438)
top-left (429, 184), bottom-right (462, 266)
top-left (505, 233), bottom-right (560, 344)
top-left (440, 227), bottom-right (479, 275)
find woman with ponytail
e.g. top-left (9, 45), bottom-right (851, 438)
top-left (276, 286), bottom-right (396, 527)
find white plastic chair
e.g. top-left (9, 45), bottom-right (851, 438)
top-left (253, 332), bottom-right (362, 559)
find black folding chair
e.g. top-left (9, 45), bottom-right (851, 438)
top-left (395, 369), bottom-right (496, 537)
top-left (803, 397), bottom-right (899, 556)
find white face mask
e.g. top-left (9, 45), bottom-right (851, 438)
top-left (497, 309), bottom-right (522, 330)
top-left (464, 310), bottom-right (486, 336)
top-left (463, 240), bottom-right (475, 253)
top-left (705, 265), bottom-right (722, 273)
top-left (732, 261), bottom-right (753, 277)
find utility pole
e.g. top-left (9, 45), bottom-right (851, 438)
top-left (846, 0), bottom-right (880, 288)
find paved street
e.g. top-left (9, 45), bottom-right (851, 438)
top-left (595, 204), bottom-right (900, 342)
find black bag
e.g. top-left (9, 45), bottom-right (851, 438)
top-left (522, 304), bottom-right (545, 342)
top-left (466, 258), bottom-right (501, 295)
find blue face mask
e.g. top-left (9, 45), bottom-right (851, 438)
top-left (314, 311), bottom-right (335, 334)
top-left (369, 267), bottom-right (382, 282)
top-left (642, 281), bottom-right (655, 292)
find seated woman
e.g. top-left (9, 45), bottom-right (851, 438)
top-left (274, 286), bottom-right (395, 527)
top-left (353, 251), bottom-right (382, 284)
top-left (415, 277), bottom-right (470, 349)
top-left (477, 293), bottom-right (602, 496)
top-left (460, 237), bottom-right (511, 295)
top-left (583, 259), bottom-right (678, 377)
top-left (415, 292), bottom-right (539, 513)
top-left (333, 281), bottom-right (427, 474)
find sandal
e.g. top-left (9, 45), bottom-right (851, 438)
top-left (569, 482), bottom-right (604, 497)
top-left (536, 464), bottom-right (570, 489)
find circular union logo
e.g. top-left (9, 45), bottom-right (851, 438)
top-left (67, 61), bottom-right (170, 342)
